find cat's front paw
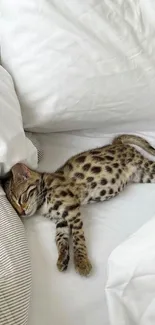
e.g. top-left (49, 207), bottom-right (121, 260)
top-left (74, 255), bottom-right (92, 276)
top-left (57, 250), bottom-right (70, 272)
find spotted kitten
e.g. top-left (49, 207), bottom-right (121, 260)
top-left (3, 134), bottom-right (155, 276)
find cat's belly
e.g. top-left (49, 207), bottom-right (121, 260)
top-left (81, 180), bottom-right (126, 205)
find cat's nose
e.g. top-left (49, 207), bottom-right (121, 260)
top-left (16, 206), bottom-right (25, 216)
top-left (21, 204), bottom-right (27, 215)
top-left (19, 207), bottom-right (25, 215)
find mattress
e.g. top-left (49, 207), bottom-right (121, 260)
top-left (24, 130), bottom-right (155, 325)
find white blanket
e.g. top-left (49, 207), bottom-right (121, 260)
top-left (106, 216), bottom-right (155, 325)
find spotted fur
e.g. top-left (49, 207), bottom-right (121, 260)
top-left (3, 134), bottom-right (155, 276)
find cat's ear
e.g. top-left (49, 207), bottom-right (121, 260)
top-left (11, 163), bottom-right (31, 182)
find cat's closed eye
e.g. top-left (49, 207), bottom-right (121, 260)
top-left (29, 190), bottom-right (34, 198)
top-left (21, 190), bottom-right (34, 204)
top-left (19, 194), bottom-right (27, 204)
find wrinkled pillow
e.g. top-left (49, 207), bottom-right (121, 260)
top-left (1, 0), bottom-right (155, 133)
top-left (0, 65), bottom-right (38, 174)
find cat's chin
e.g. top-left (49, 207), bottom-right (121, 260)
top-left (24, 206), bottom-right (37, 217)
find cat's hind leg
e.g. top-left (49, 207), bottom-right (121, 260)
top-left (132, 157), bottom-right (155, 183)
top-left (56, 220), bottom-right (70, 272)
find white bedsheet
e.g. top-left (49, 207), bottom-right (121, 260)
top-left (24, 131), bottom-right (155, 325)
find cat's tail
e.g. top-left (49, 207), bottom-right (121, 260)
top-left (112, 134), bottom-right (155, 156)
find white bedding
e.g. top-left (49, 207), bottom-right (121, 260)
top-left (106, 216), bottom-right (155, 325)
top-left (24, 131), bottom-right (155, 325)
top-left (0, 65), bottom-right (37, 174)
top-left (1, 0), bottom-right (155, 133)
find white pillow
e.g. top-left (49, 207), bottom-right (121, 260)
top-left (1, 0), bottom-right (155, 133)
top-left (0, 65), bottom-right (38, 174)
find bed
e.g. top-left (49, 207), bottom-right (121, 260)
top-left (1, 1), bottom-right (155, 324)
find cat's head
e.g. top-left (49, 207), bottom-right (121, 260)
top-left (4, 163), bottom-right (42, 217)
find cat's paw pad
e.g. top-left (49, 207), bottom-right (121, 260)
top-left (57, 252), bottom-right (70, 272)
top-left (74, 255), bottom-right (92, 276)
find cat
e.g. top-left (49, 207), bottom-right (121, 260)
top-left (3, 134), bottom-right (155, 276)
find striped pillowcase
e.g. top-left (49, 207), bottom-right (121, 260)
top-left (0, 187), bottom-right (31, 325)
top-left (0, 133), bottom-right (43, 324)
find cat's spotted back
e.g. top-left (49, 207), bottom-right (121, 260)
top-left (3, 134), bottom-right (155, 276)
